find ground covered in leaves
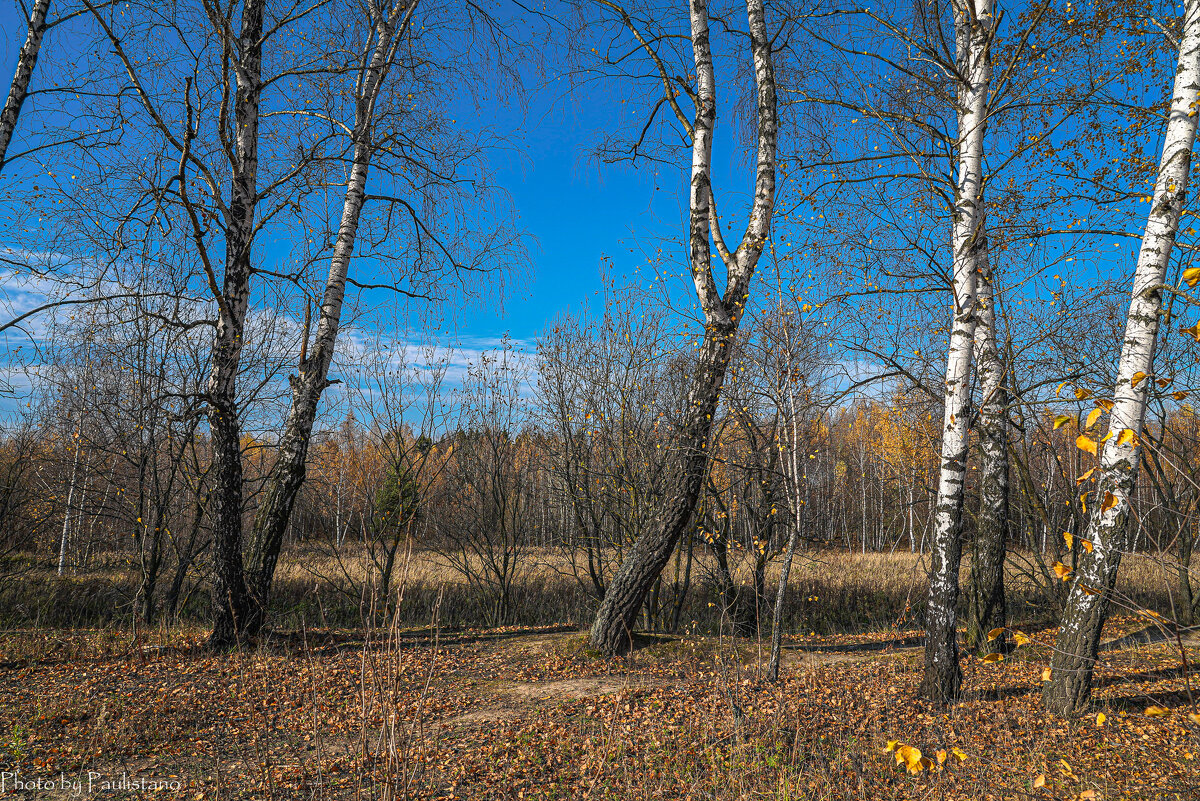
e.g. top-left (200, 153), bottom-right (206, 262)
top-left (0, 618), bottom-right (1196, 800)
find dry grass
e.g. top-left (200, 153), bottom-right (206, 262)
top-left (1, 546), bottom-right (1191, 637)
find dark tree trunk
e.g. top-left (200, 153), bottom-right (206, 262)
top-left (965, 253), bottom-right (1008, 655)
top-left (589, 321), bottom-right (737, 654)
top-left (206, 0), bottom-right (265, 650)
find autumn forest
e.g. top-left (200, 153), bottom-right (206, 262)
top-left (0, 0), bottom-right (1198, 798)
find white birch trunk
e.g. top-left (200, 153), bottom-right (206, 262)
top-left (57, 427), bottom-right (81, 576)
top-left (245, 0), bottom-right (418, 630)
top-left (0, 0), bottom-right (51, 170)
top-left (589, 0), bottom-right (777, 654)
top-left (920, 0), bottom-right (992, 706)
top-left (1044, 0), bottom-right (1200, 715)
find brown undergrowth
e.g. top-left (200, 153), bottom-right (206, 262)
top-left (0, 617), bottom-right (1196, 800)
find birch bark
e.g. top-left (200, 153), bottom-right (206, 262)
top-left (919, 0), bottom-right (992, 706)
top-left (589, 0), bottom-right (777, 655)
top-left (207, 0), bottom-right (266, 648)
top-left (245, 0), bottom-right (418, 633)
top-left (0, 0), bottom-right (51, 170)
top-left (1043, 0), bottom-right (1200, 715)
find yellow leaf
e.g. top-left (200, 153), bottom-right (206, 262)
top-left (1145, 705), bottom-right (1169, 717)
top-left (987, 627), bottom-right (1005, 641)
top-left (1076, 435), bottom-right (1097, 456)
top-left (1080, 583), bottom-right (1100, 595)
top-left (1053, 562), bottom-right (1071, 581)
top-left (1013, 631), bottom-right (1032, 646)
top-left (1085, 408), bottom-right (1102, 429)
top-left (918, 756), bottom-right (933, 772)
top-left (1033, 774), bottom-right (1046, 788)
top-left (1079, 791), bottom-right (1097, 800)
top-left (1184, 266), bottom-right (1200, 287)
top-left (1080, 492), bottom-right (1088, 513)
top-left (1116, 428), bottom-right (1136, 447)
top-left (937, 749), bottom-right (947, 764)
top-left (982, 652), bottom-right (1005, 663)
top-left (1042, 667), bottom-right (1052, 681)
top-left (1174, 391), bottom-right (1189, 400)
top-left (1074, 386), bottom-right (1093, 400)
top-left (1181, 322), bottom-right (1200, 342)
top-left (1158, 377), bottom-right (1172, 388)
top-left (1056, 381), bottom-right (1067, 397)
top-left (1188, 713), bottom-right (1200, 725)
top-left (1081, 539), bottom-right (1093, 553)
top-left (1096, 712), bottom-right (1106, 726)
top-left (1076, 467), bottom-right (1096, 485)
top-left (1053, 414), bottom-right (1074, 430)
top-left (886, 740), bottom-right (899, 752)
top-left (1131, 371), bottom-right (1148, 388)
top-left (1063, 532), bottom-right (1074, 550)
top-left (1095, 398), bottom-right (1114, 411)
top-left (1100, 491), bottom-right (1117, 513)
top-left (951, 747), bottom-right (968, 762)
top-left (896, 745), bottom-right (925, 773)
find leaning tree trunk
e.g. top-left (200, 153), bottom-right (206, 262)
top-left (244, 1), bottom-right (416, 634)
top-left (0, 0), bottom-right (50, 171)
top-left (207, 0), bottom-right (266, 649)
top-left (589, 0), bottom-right (777, 655)
top-left (965, 246), bottom-right (1009, 655)
top-left (920, 0), bottom-right (992, 706)
top-left (1043, 0), bottom-right (1200, 715)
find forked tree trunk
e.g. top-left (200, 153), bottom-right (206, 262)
top-left (966, 247), bottom-right (1009, 655)
top-left (1043, 0), bottom-right (1200, 715)
top-left (589, 0), bottom-right (777, 655)
top-left (0, 0), bottom-right (51, 170)
top-left (245, 0), bottom-right (416, 633)
top-left (207, 0), bottom-right (266, 649)
top-left (920, 0), bottom-right (992, 706)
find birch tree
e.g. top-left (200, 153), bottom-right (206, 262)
top-left (0, 0), bottom-right (53, 170)
top-left (243, 0), bottom-right (420, 634)
top-left (587, 0), bottom-right (778, 655)
top-left (915, 0), bottom-right (993, 705)
top-left (1043, 0), bottom-right (1200, 715)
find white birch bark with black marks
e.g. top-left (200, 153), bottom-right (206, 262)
top-left (589, 0), bottom-right (777, 655)
top-left (0, 0), bottom-right (51, 170)
top-left (919, 0), bottom-right (992, 706)
top-left (1044, 0), bottom-right (1200, 715)
top-left (245, 0), bottom-right (418, 633)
